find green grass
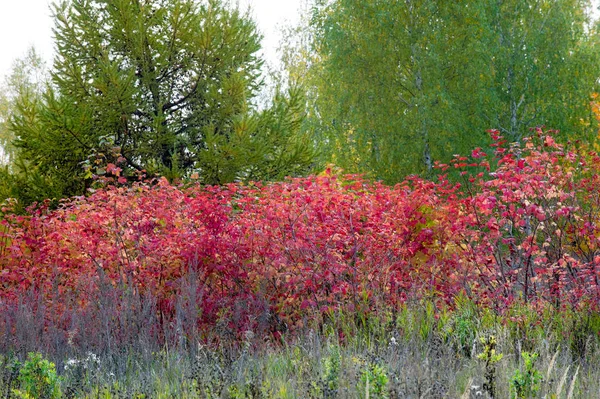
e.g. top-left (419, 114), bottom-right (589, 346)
top-left (0, 300), bottom-right (599, 398)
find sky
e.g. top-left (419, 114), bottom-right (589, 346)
top-left (0, 0), bottom-right (305, 82)
top-left (0, 0), bottom-right (598, 83)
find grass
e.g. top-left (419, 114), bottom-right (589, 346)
top-left (0, 289), bottom-right (599, 398)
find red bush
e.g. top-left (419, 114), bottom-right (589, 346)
top-left (2, 128), bottom-right (600, 338)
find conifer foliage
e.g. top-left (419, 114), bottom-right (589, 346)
top-left (8, 0), bottom-right (316, 204)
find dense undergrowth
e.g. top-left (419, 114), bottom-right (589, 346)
top-left (0, 302), bottom-right (598, 398)
top-left (2, 129), bottom-right (600, 396)
top-left (2, 129), bottom-right (600, 337)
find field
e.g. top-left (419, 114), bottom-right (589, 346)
top-left (1, 130), bottom-right (600, 398)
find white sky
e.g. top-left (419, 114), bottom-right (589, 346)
top-left (0, 0), bottom-right (597, 82)
top-left (0, 0), bottom-right (304, 82)
top-left (0, 0), bottom-right (55, 79)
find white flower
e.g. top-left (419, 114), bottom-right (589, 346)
top-left (64, 358), bottom-right (79, 371)
top-left (86, 352), bottom-right (100, 365)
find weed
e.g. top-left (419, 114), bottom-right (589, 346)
top-left (13, 352), bottom-right (61, 399)
top-left (511, 351), bottom-right (541, 398)
top-left (477, 335), bottom-right (503, 399)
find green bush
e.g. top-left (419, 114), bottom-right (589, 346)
top-left (13, 352), bottom-right (61, 399)
top-left (511, 351), bottom-right (541, 399)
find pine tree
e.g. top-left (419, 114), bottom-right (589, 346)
top-left (8, 0), bottom-right (316, 204)
top-left (0, 48), bottom-right (47, 168)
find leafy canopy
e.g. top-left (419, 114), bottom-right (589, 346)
top-left (298, 0), bottom-right (600, 182)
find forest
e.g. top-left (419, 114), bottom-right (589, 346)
top-left (1, 0), bottom-right (600, 397)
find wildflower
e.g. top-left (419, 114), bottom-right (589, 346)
top-left (64, 358), bottom-right (79, 371)
top-left (85, 352), bottom-right (100, 366)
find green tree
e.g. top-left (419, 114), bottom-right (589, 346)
top-left (8, 0), bottom-right (316, 204)
top-left (470, 0), bottom-right (598, 141)
top-left (0, 48), bottom-right (47, 168)
top-left (300, 0), bottom-right (599, 182)
top-left (0, 49), bottom-right (56, 208)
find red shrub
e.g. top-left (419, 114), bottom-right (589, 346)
top-left (2, 128), bottom-right (600, 339)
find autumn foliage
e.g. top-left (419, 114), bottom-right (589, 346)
top-left (1, 129), bottom-right (600, 340)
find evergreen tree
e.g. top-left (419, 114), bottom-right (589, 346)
top-left (0, 48), bottom-right (47, 167)
top-left (0, 49), bottom-right (58, 208)
top-left (8, 0), bottom-right (316, 204)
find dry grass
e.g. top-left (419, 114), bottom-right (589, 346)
top-left (0, 283), bottom-right (598, 398)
